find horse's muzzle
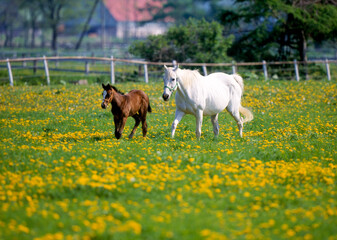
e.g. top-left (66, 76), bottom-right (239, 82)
top-left (162, 93), bottom-right (170, 101)
top-left (101, 102), bottom-right (106, 109)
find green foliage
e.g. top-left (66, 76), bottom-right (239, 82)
top-left (129, 18), bottom-right (234, 63)
top-left (149, 0), bottom-right (208, 24)
top-left (220, 0), bottom-right (337, 62)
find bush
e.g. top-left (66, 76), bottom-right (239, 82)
top-left (129, 18), bottom-right (234, 63)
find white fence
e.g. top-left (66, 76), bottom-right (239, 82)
top-left (0, 56), bottom-right (335, 86)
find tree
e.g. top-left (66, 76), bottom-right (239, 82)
top-left (129, 18), bottom-right (233, 63)
top-left (0, 0), bottom-right (21, 47)
top-left (21, 0), bottom-right (41, 48)
top-left (145, 0), bottom-right (214, 24)
top-left (220, 0), bottom-right (337, 62)
top-left (37, 0), bottom-right (68, 50)
top-left (75, 0), bottom-right (100, 50)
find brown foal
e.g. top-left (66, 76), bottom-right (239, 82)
top-left (101, 83), bottom-right (152, 139)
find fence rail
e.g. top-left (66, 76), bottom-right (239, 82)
top-left (0, 56), bottom-right (336, 86)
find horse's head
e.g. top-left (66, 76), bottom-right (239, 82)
top-left (162, 65), bottom-right (179, 101)
top-left (101, 83), bottom-right (113, 109)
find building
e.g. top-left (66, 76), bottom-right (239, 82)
top-left (100, 0), bottom-right (169, 39)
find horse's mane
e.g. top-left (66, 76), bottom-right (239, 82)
top-left (112, 86), bottom-right (124, 95)
top-left (178, 69), bottom-right (203, 86)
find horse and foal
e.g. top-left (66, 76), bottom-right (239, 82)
top-left (101, 66), bottom-right (253, 139)
top-left (162, 65), bottom-right (253, 139)
top-left (101, 83), bottom-right (152, 139)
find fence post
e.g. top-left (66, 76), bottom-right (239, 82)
top-left (43, 55), bottom-right (50, 85)
top-left (294, 59), bottom-right (300, 81)
top-left (144, 63), bottom-right (149, 83)
top-left (232, 61), bottom-right (236, 74)
top-left (325, 59), bottom-right (331, 81)
top-left (262, 60), bottom-right (268, 81)
top-left (85, 61), bottom-right (90, 75)
top-left (22, 53), bottom-right (26, 67)
top-left (6, 59), bottom-right (13, 86)
top-left (55, 51), bottom-right (59, 67)
top-left (202, 64), bottom-right (207, 76)
top-left (33, 60), bottom-right (37, 74)
top-left (110, 56), bottom-right (115, 84)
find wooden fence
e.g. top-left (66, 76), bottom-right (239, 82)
top-left (0, 56), bottom-right (335, 86)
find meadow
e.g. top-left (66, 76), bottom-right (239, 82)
top-left (0, 79), bottom-right (336, 240)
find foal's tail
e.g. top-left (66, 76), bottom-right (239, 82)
top-left (148, 102), bottom-right (152, 113)
top-left (240, 106), bottom-right (253, 123)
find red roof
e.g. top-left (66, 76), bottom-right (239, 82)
top-left (103, 0), bottom-right (163, 22)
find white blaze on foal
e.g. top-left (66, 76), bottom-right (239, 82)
top-left (162, 65), bottom-right (253, 139)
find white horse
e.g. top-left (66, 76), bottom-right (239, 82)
top-left (162, 65), bottom-right (253, 139)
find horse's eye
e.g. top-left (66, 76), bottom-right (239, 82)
top-left (171, 78), bottom-right (175, 81)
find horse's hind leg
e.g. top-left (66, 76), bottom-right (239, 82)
top-left (211, 114), bottom-right (219, 137)
top-left (129, 114), bottom-right (141, 139)
top-left (195, 109), bottom-right (203, 140)
top-left (227, 103), bottom-right (243, 137)
top-left (141, 118), bottom-right (148, 137)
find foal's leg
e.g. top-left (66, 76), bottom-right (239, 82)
top-left (141, 117), bottom-right (148, 137)
top-left (129, 114), bottom-right (141, 139)
top-left (195, 109), bottom-right (203, 140)
top-left (113, 117), bottom-right (122, 139)
top-left (115, 117), bottom-right (127, 139)
top-left (211, 114), bottom-right (220, 137)
top-left (171, 109), bottom-right (185, 138)
top-left (227, 103), bottom-right (243, 137)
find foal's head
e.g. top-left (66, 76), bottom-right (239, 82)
top-left (101, 83), bottom-right (123, 109)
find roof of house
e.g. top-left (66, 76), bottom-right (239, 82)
top-left (103, 0), bottom-right (163, 22)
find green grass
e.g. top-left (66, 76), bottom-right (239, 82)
top-left (0, 79), bottom-right (336, 239)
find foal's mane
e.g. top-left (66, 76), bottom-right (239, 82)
top-left (111, 86), bottom-right (124, 95)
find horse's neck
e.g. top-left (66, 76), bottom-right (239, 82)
top-left (178, 70), bottom-right (200, 93)
top-left (111, 90), bottom-right (125, 108)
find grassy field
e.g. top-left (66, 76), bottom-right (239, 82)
top-left (0, 79), bottom-right (336, 240)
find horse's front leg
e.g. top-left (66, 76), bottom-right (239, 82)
top-left (195, 109), bottom-right (203, 140)
top-left (114, 116), bottom-right (127, 139)
top-left (171, 109), bottom-right (185, 138)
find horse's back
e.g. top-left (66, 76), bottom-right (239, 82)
top-left (127, 89), bottom-right (150, 113)
top-left (177, 71), bottom-right (242, 116)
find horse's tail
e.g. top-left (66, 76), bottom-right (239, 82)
top-left (239, 105), bottom-right (253, 123)
top-left (148, 102), bottom-right (152, 113)
top-left (233, 74), bottom-right (244, 94)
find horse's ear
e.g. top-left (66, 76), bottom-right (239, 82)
top-left (102, 83), bottom-right (106, 89)
top-left (164, 65), bottom-right (168, 70)
top-left (107, 83), bottom-right (111, 89)
top-left (173, 64), bottom-right (179, 71)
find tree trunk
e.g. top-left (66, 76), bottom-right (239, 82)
top-left (31, 19), bottom-right (36, 48)
top-left (52, 24), bottom-right (58, 50)
top-left (299, 30), bottom-right (308, 80)
top-left (299, 30), bottom-right (307, 62)
top-left (75, 0), bottom-right (100, 50)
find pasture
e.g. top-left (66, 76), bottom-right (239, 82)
top-left (0, 79), bottom-right (336, 239)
